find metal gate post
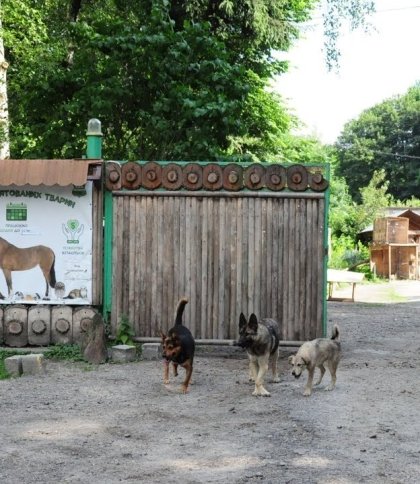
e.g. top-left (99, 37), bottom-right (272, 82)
top-left (85, 119), bottom-right (111, 318)
top-left (322, 163), bottom-right (331, 337)
top-left (103, 190), bottom-right (113, 318)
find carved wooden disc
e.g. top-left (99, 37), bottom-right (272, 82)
top-left (287, 164), bottom-right (309, 191)
top-left (122, 161), bottom-right (142, 190)
top-left (222, 164), bottom-right (243, 191)
top-left (105, 162), bottom-right (122, 191)
top-left (142, 162), bottom-right (162, 189)
top-left (183, 164), bottom-right (203, 190)
top-left (265, 165), bottom-right (286, 191)
top-left (55, 318), bottom-right (71, 334)
top-left (203, 164), bottom-right (223, 191)
top-left (162, 163), bottom-right (183, 190)
top-left (32, 319), bottom-right (47, 335)
top-left (7, 320), bottom-right (23, 335)
top-left (309, 171), bottom-right (329, 192)
top-left (244, 164), bottom-right (265, 190)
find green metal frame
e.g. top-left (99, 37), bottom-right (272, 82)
top-left (322, 163), bottom-right (331, 337)
top-left (85, 120), bottom-right (111, 318)
top-left (103, 191), bottom-right (113, 318)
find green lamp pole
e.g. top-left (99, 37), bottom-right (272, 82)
top-left (86, 118), bottom-right (103, 159)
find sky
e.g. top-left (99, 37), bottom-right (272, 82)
top-left (273, 0), bottom-right (420, 144)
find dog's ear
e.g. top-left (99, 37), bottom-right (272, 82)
top-left (288, 355), bottom-right (295, 365)
top-left (249, 313), bottom-right (258, 332)
top-left (159, 329), bottom-right (166, 341)
top-left (239, 313), bottom-right (247, 331)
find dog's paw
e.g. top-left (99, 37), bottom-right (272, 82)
top-left (163, 379), bottom-right (170, 385)
top-left (181, 385), bottom-right (189, 394)
top-left (272, 376), bottom-right (280, 383)
top-left (253, 387), bottom-right (271, 397)
top-left (303, 389), bottom-right (312, 396)
top-left (325, 385), bottom-right (335, 391)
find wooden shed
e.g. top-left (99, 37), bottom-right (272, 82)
top-left (370, 214), bottom-right (420, 280)
top-left (103, 161), bottom-right (330, 343)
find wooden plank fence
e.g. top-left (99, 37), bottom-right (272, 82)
top-left (105, 162), bottom-right (329, 342)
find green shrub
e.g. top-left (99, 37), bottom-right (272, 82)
top-left (115, 314), bottom-right (135, 346)
top-left (329, 236), bottom-right (369, 271)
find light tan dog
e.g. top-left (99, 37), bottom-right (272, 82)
top-left (288, 325), bottom-right (341, 396)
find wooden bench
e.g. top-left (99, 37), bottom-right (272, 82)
top-left (327, 269), bottom-right (365, 302)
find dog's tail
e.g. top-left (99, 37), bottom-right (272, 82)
top-left (175, 297), bottom-right (189, 325)
top-left (331, 324), bottom-right (340, 341)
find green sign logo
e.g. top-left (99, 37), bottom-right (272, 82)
top-left (62, 219), bottom-right (84, 244)
top-left (6, 202), bottom-right (27, 221)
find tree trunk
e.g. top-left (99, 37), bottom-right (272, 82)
top-left (0, 14), bottom-right (10, 159)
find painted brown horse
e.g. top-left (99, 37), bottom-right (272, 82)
top-left (0, 236), bottom-right (56, 298)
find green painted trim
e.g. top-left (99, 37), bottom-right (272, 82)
top-left (116, 160), bottom-right (328, 168)
top-left (103, 190), bottom-right (113, 316)
top-left (322, 163), bottom-right (331, 337)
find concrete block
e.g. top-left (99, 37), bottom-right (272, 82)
top-left (110, 344), bottom-right (137, 363)
top-left (20, 354), bottom-right (46, 375)
top-left (142, 343), bottom-right (161, 360)
top-left (4, 355), bottom-right (22, 377)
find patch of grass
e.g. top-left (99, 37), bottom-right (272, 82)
top-left (0, 349), bottom-right (30, 380)
top-left (43, 344), bottom-right (84, 362)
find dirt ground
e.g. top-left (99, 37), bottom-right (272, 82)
top-left (1, 282), bottom-right (420, 484)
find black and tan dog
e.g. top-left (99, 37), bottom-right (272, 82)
top-left (160, 297), bottom-right (195, 394)
top-left (235, 313), bottom-right (281, 396)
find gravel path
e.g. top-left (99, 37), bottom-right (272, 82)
top-left (1, 298), bottom-right (420, 483)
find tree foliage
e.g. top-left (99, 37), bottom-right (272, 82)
top-left (322, 0), bottom-right (375, 71)
top-left (334, 84), bottom-right (420, 202)
top-left (2, 0), bottom-right (317, 160)
top-left (1, 0), bottom-right (377, 161)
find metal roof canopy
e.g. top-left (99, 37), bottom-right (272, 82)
top-left (0, 159), bottom-right (102, 186)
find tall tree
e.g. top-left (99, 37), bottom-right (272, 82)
top-left (0, 10), bottom-right (9, 158)
top-left (335, 84), bottom-right (420, 202)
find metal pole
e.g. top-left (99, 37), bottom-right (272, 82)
top-left (322, 163), bottom-right (331, 337)
top-left (86, 118), bottom-right (102, 159)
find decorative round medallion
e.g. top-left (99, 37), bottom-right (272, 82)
top-left (105, 162), bottom-right (122, 190)
top-left (55, 318), bottom-right (70, 334)
top-left (80, 317), bottom-right (92, 333)
top-left (244, 164), bottom-right (265, 190)
top-left (32, 319), bottom-right (47, 335)
top-left (162, 164), bottom-right (183, 190)
top-left (183, 164), bottom-right (203, 190)
top-left (122, 161), bottom-right (142, 190)
top-left (222, 164), bottom-right (243, 191)
top-left (203, 164), bottom-right (223, 191)
top-left (309, 171), bottom-right (329, 192)
top-left (287, 164), bottom-right (309, 191)
top-left (142, 162), bottom-right (162, 189)
top-left (7, 320), bottom-right (23, 335)
top-left (265, 165), bottom-right (287, 191)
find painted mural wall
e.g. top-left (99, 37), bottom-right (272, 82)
top-left (0, 183), bottom-right (93, 304)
